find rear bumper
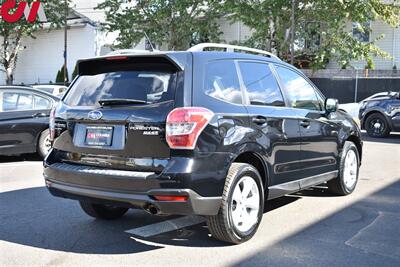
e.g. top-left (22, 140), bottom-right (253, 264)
top-left (45, 178), bottom-right (221, 215)
top-left (43, 149), bottom-right (232, 216)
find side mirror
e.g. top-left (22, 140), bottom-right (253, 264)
top-left (325, 98), bottom-right (339, 113)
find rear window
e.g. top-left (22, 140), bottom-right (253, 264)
top-left (64, 70), bottom-right (176, 107)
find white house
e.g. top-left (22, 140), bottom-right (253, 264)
top-left (0, 10), bottom-right (105, 85)
top-left (325, 19), bottom-right (399, 70)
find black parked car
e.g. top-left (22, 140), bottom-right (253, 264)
top-left (44, 44), bottom-right (363, 244)
top-left (0, 86), bottom-right (59, 158)
top-left (359, 91), bottom-right (400, 137)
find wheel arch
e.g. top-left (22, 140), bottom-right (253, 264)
top-left (233, 151), bottom-right (270, 191)
top-left (346, 134), bottom-right (363, 163)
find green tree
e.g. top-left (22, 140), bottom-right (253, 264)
top-left (71, 63), bottom-right (78, 80)
top-left (55, 65), bottom-right (68, 83)
top-left (97, 0), bottom-right (224, 50)
top-left (0, 0), bottom-right (68, 84)
top-left (226, 0), bottom-right (400, 69)
top-left (55, 70), bottom-right (62, 83)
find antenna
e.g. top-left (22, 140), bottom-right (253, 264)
top-left (143, 32), bottom-right (155, 52)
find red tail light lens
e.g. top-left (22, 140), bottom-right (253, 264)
top-left (166, 107), bottom-right (214, 149)
top-left (153, 195), bottom-right (188, 202)
top-left (49, 107), bottom-right (56, 141)
top-left (105, 56), bottom-right (128, 61)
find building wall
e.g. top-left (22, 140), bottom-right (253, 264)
top-left (218, 18), bottom-right (253, 44)
top-left (6, 24), bottom-right (97, 85)
top-left (327, 20), bottom-right (397, 70)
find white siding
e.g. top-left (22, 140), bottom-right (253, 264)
top-left (9, 25), bottom-right (97, 85)
top-left (327, 20), bottom-right (397, 70)
top-left (218, 18), bottom-right (253, 44)
top-left (72, 0), bottom-right (106, 22)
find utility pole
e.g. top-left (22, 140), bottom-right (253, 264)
top-left (290, 0), bottom-right (296, 65)
top-left (63, 0), bottom-right (68, 85)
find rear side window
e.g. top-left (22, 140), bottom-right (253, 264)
top-left (238, 62), bottom-right (285, 107)
top-left (204, 60), bottom-right (242, 104)
top-left (2, 92), bottom-right (33, 111)
top-left (34, 95), bottom-right (51, 109)
top-left (64, 71), bottom-right (176, 107)
top-left (275, 66), bottom-right (322, 111)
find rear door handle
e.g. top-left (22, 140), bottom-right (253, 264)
top-left (252, 116), bottom-right (267, 125)
top-left (300, 120), bottom-right (310, 128)
top-left (32, 112), bottom-right (47, 118)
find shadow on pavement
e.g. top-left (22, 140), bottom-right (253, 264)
top-left (0, 187), bottom-right (165, 254)
top-left (0, 153), bottom-right (42, 163)
top-left (362, 132), bottom-right (400, 145)
top-left (0, 186), bottom-right (303, 252)
top-left (2, 180), bottom-right (399, 263)
top-left (233, 179), bottom-right (400, 267)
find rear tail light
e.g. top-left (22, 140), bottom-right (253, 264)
top-left (49, 107), bottom-right (56, 141)
top-left (166, 107), bottom-right (214, 149)
top-left (153, 195), bottom-right (188, 202)
top-left (105, 56), bottom-right (128, 61)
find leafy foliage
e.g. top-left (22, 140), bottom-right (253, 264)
top-left (55, 64), bottom-right (68, 83)
top-left (97, 0), bottom-right (225, 50)
top-left (226, 0), bottom-right (400, 69)
top-left (72, 63), bottom-right (78, 81)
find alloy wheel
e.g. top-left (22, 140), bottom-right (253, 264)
top-left (231, 176), bottom-right (260, 233)
top-left (343, 149), bottom-right (358, 190)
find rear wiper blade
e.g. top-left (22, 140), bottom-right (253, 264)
top-left (98, 98), bottom-right (147, 106)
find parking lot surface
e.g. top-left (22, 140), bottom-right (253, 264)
top-left (1, 134), bottom-right (400, 267)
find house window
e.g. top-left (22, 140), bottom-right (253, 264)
top-left (353, 21), bottom-right (370, 42)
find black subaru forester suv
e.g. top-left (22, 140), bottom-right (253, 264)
top-left (44, 44), bottom-right (362, 244)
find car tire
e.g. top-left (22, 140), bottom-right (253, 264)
top-left (79, 201), bottom-right (129, 220)
top-left (328, 141), bottom-right (360, 196)
top-left (365, 113), bottom-right (390, 138)
top-left (206, 163), bottom-right (264, 244)
top-left (37, 129), bottom-right (52, 159)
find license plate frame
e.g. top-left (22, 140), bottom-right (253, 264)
top-left (85, 126), bottom-right (114, 147)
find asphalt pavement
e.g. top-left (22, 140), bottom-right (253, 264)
top-left (0, 133), bottom-right (399, 267)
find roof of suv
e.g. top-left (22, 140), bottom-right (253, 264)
top-left (76, 44), bottom-right (293, 75)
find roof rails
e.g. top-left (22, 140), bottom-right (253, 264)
top-left (188, 43), bottom-right (280, 60)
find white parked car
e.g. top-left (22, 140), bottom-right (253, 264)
top-left (33, 85), bottom-right (68, 97)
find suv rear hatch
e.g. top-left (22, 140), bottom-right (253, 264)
top-left (53, 55), bottom-right (182, 163)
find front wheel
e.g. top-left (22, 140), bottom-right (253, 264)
top-left (206, 163), bottom-right (264, 244)
top-left (328, 141), bottom-right (360, 196)
top-left (80, 201), bottom-right (129, 220)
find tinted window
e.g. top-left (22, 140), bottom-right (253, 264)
top-left (275, 66), bottom-right (321, 111)
top-left (239, 62), bottom-right (285, 106)
top-left (2, 92), bottom-right (33, 111)
top-left (34, 95), bottom-right (51, 109)
top-left (17, 94), bottom-right (33, 110)
top-left (2, 92), bottom-right (18, 111)
top-left (64, 71), bottom-right (175, 107)
top-left (205, 60), bottom-right (242, 104)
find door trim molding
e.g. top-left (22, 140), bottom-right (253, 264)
top-left (268, 170), bottom-right (338, 200)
